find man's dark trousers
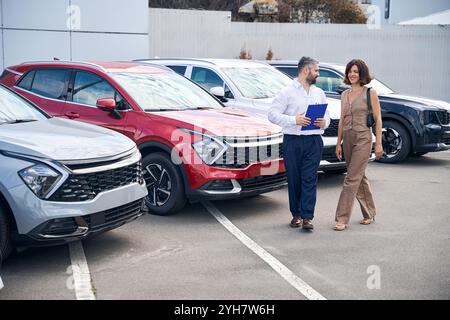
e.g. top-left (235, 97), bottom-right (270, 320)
top-left (283, 134), bottom-right (323, 220)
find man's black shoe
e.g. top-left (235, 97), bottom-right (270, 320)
top-left (302, 219), bottom-right (314, 230)
top-left (290, 216), bottom-right (302, 228)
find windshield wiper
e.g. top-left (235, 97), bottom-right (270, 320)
top-left (145, 108), bottom-right (176, 112)
top-left (145, 107), bottom-right (214, 112)
top-left (2, 119), bottom-right (37, 124)
top-left (190, 106), bottom-right (214, 110)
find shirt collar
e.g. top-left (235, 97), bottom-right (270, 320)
top-left (292, 78), bottom-right (316, 94)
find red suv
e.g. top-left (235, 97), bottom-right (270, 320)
top-left (1, 61), bottom-right (286, 215)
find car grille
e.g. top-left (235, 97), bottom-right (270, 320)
top-left (49, 162), bottom-right (143, 202)
top-left (213, 134), bottom-right (283, 168)
top-left (84, 199), bottom-right (143, 231)
top-left (323, 119), bottom-right (339, 137)
top-left (239, 172), bottom-right (287, 191)
top-left (437, 111), bottom-right (450, 125)
top-left (38, 199), bottom-right (144, 237)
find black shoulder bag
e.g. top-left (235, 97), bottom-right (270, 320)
top-left (366, 87), bottom-right (375, 128)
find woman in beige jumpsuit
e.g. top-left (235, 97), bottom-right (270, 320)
top-left (334, 59), bottom-right (383, 231)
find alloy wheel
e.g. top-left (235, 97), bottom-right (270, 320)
top-left (382, 127), bottom-right (403, 159)
top-left (144, 163), bottom-right (172, 207)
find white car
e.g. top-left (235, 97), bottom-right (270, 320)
top-left (137, 58), bottom-right (348, 173)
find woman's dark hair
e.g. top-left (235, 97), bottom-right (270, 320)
top-left (344, 59), bottom-right (373, 86)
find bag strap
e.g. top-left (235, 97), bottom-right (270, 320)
top-left (366, 87), bottom-right (372, 113)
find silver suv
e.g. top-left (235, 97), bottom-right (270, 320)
top-left (137, 58), bottom-right (347, 173)
top-left (0, 85), bottom-right (148, 259)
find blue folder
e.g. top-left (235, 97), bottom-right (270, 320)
top-left (300, 103), bottom-right (328, 131)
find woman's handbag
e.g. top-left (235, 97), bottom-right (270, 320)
top-left (366, 87), bottom-right (375, 128)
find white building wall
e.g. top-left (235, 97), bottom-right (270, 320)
top-left (371, 0), bottom-right (450, 24)
top-left (0, 0), bottom-right (148, 70)
top-left (149, 8), bottom-right (450, 102)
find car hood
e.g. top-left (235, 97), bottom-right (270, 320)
top-left (0, 117), bottom-right (136, 161)
top-left (150, 108), bottom-right (281, 137)
top-left (250, 97), bottom-right (342, 119)
top-left (380, 93), bottom-right (450, 111)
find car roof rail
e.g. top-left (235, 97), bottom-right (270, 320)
top-left (20, 60), bottom-right (107, 72)
top-left (135, 58), bottom-right (270, 68)
top-left (134, 58), bottom-right (218, 66)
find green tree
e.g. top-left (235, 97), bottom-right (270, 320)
top-left (282, 0), bottom-right (366, 23)
top-left (325, 0), bottom-right (367, 23)
top-left (286, 0), bottom-right (326, 23)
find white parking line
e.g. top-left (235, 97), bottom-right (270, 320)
top-left (202, 201), bottom-right (326, 300)
top-left (68, 241), bottom-right (96, 300)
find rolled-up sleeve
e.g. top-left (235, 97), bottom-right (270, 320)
top-left (268, 90), bottom-right (297, 127)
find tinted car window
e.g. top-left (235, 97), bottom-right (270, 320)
top-left (17, 70), bottom-right (35, 91)
top-left (316, 69), bottom-right (344, 93)
top-left (31, 69), bottom-right (69, 99)
top-left (275, 66), bottom-right (298, 78)
top-left (167, 65), bottom-right (187, 75)
top-left (73, 71), bottom-right (117, 106)
top-left (191, 67), bottom-right (224, 91)
top-left (191, 67), bottom-right (234, 99)
top-left (224, 85), bottom-right (234, 99)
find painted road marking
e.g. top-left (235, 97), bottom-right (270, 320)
top-left (68, 241), bottom-right (96, 300)
top-left (202, 201), bottom-right (326, 300)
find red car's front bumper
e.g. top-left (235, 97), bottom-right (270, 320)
top-left (180, 154), bottom-right (287, 201)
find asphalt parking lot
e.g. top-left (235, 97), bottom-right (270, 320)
top-left (1, 151), bottom-right (449, 300)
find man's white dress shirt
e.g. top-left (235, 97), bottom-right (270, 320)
top-left (268, 79), bottom-right (330, 136)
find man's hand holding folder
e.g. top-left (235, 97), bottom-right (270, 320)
top-left (296, 112), bottom-right (326, 128)
top-left (295, 112), bottom-right (311, 126)
top-left (296, 103), bottom-right (328, 130)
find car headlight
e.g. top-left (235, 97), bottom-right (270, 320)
top-left (192, 137), bottom-right (227, 165)
top-left (19, 164), bottom-right (62, 199)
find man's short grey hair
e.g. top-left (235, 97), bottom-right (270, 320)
top-left (298, 56), bottom-right (319, 73)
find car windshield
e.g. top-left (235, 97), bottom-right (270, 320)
top-left (367, 79), bottom-right (394, 95)
top-left (332, 66), bottom-right (394, 95)
top-left (221, 66), bottom-right (292, 99)
top-left (0, 86), bottom-right (48, 124)
top-left (110, 71), bottom-right (223, 111)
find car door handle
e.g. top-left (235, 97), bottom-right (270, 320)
top-left (65, 111), bottom-right (80, 119)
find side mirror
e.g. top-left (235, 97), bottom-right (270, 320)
top-left (96, 98), bottom-right (121, 119)
top-left (336, 84), bottom-right (350, 95)
top-left (209, 86), bottom-right (228, 103)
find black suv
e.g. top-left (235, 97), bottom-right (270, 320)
top-left (268, 60), bottom-right (450, 163)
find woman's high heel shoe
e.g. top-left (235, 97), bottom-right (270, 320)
top-left (334, 223), bottom-right (347, 231)
top-left (360, 216), bottom-right (375, 225)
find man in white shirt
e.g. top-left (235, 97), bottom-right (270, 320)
top-left (268, 57), bottom-right (330, 230)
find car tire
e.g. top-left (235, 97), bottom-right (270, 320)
top-left (377, 120), bottom-right (411, 163)
top-left (0, 203), bottom-right (13, 261)
top-left (322, 168), bottom-right (347, 174)
top-left (142, 152), bottom-right (186, 216)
